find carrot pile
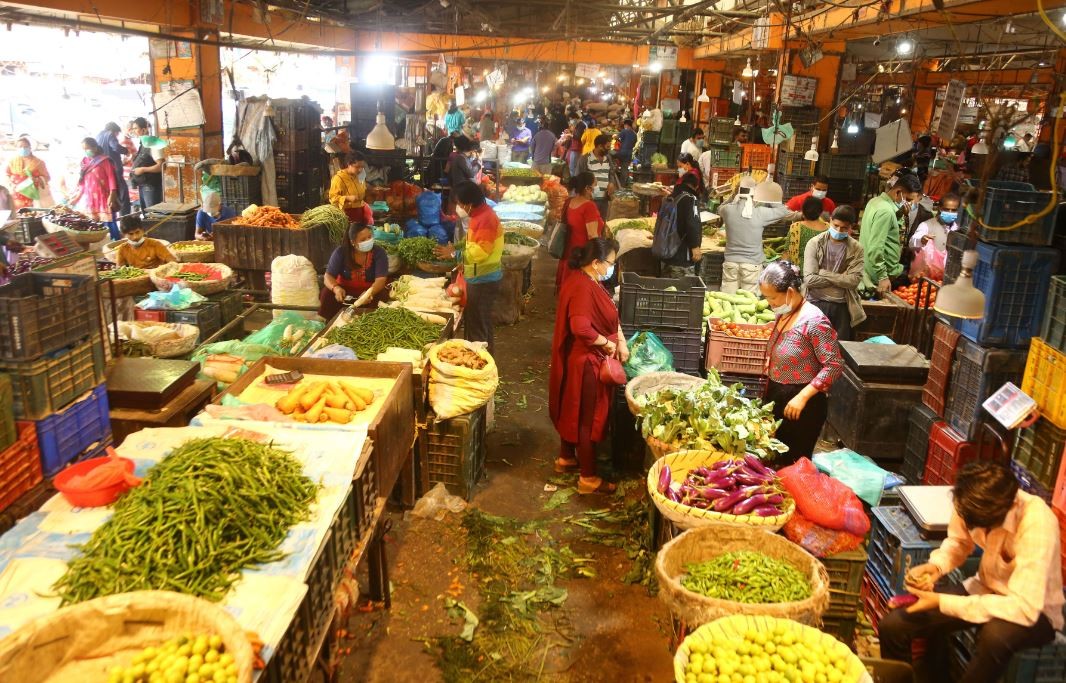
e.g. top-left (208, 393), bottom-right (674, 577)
top-left (274, 379), bottom-right (376, 424)
top-left (234, 205), bottom-right (300, 228)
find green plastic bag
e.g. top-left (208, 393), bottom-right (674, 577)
top-left (190, 340), bottom-right (275, 390)
top-left (624, 331), bottom-right (674, 380)
top-left (812, 448), bottom-right (890, 506)
top-left (241, 312), bottom-right (323, 356)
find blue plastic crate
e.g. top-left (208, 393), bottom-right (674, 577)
top-left (1009, 459), bottom-right (1053, 504)
top-left (1005, 641), bottom-right (1066, 683)
top-left (954, 241), bottom-right (1060, 349)
top-left (867, 506), bottom-right (939, 596)
top-left (972, 185), bottom-right (1060, 246)
top-left (34, 384), bottom-right (112, 477)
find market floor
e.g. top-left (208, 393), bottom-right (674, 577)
top-left (339, 256), bottom-right (675, 682)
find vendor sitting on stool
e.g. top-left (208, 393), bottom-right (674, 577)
top-left (195, 191), bottom-right (236, 240)
top-left (317, 223), bottom-right (388, 320)
top-left (329, 151), bottom-right (373, 225)
top-left (115, 215), bottom-right (175, 269)
top-left (879, 461), bottom-right (1063, 683)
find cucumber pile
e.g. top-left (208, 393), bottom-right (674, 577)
top-left (705, 290), bottom-right (775, 325)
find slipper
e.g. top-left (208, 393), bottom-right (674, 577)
top-left (554, 459), bottom-right (580, 474)
top-left (577, 478), bottom-right (617, 495)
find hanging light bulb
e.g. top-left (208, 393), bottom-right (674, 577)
top-left (846, 121), bottom-right (860, 134)
top-left (650, 62), bottom-right (663, 73)
top-left (366, 111), bottom-right (395, 151)
top-left (971, 139), bottom-right (990, 154)
top-left (831, 130), bottom-right (840, 151)
top-left (697, 88), bottom-right (710, 103)
top-left (1003, 133), bottom-right (1018, 149)
top-left (742, 58), bottom-right (754, 78)
top-left (935, 250), bottom-right (985, 319)
top-left (896, 39), bottom-right (914, 56)
top-left (734, 115), bottom-right (742, 126)
top-left (679, 111), bottom-right (688, 122)
top-left (804, 140), bottom-right (820, 162)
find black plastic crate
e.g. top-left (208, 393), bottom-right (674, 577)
top-left (218, 175), bottom-right (262, 215)
top-left (1009, 458), bottom-right (1052, 504)
top-left (1042, 275), bottom-right (1066, 356)
top-left (275, 169), bottom-right (308, 193)
top-left (618, 247), bottom-right (660, 278)
top-left (718, 372), bottom-right (767, 399)
top-left (206, 290), bottom-right (244, 326)
top-left (620, 273), bottom-right (706, 331)
top-left (819, 155), bottom-right (869, 179)
top-left (704, 145), bottom-right (740, 168)
top-left (695, 250), bottom-right (724, 288)
top-left (776, 151), bottom-right (817, 177)
top-left (274, 148), bottom-right (309, 174)
top-left (264, 600), bottom-right (312, 683)
top-left (421, 405), bottom-right (486, 501)
top-left (276, 191), bottom-right (311, 214)
top-left (332, 485), bottom-right (359, 576)
top-left (823, 548), bottom-right (866, 620)
top-left (944, 337), bottom-right (1028, 441)
top-left (0, 374), bottom-right (14, 452)
top-left (866, 506), bottom-right (938, 596)
top-left (780, 107), bottom-right (821, 127)
top-left (1010, 417), bottom-right (1066, 492)
top-left (165, 303), bottom-right (221, 344)
top-left (0, 272), bottom-right (98, 360)
top-left (902, 403), bottom-right (940, 485)
top-left (707, 117), bottom-right (737, 145)
top-left (610, 389), bottom-right (643, 473)
top-left (973, 186), bottom-right (1059, 246)
top-left (1005, 641), bottom-right (1066, 682)
top-left (825, 178), bottom-right (865, 207)
top-left (354, 451), bottom-right (377, 540)
top-left (779, 174), bottom-right (814, 201)
top-left (624, 326), bottom-right (703, 377)
top-left (943, 229), bottom-right (968, 285)
top-left (304, 528), bottom-right (338, 658)
top-left (13, 209), bottom-right (46, 244)
top-left (144, 211), bottom-right (196, 243)
top-left (0, 335), bottom-right (105, 420)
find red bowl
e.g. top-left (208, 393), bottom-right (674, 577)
top-left (54, 456), bottom-right (136, 508)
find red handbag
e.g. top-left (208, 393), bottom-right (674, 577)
top-left (598, 353), bottom-right (626, 386)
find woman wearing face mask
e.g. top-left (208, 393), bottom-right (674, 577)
top-left (329, 152), bottom-right (373, 225)
top-left (318, 223), bottom-right (388, 320)
top-left (550, 237), bottom-right (628, 495)
top-left (785, 195), bottom-right (828, 271)
top-left (71, 137), bottom-right (121, 238)
top-left (556, 171), bottom-right (606, 291)
top-left (760, 260), bottom-right (844, 465)
top-left (802, 205), bottom-right (867, 341)
top-left (129, 118), bottom-right (165, 211)
top-left (675, 153), bottom-right (703, 197)
top-left (6, 136), bottom-right (50, 210)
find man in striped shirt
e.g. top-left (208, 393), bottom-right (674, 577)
top-left (577, 134), bottom-right (617, 218)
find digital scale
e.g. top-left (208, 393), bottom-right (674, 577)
top-left (896, 485), bottom-right (954, 540)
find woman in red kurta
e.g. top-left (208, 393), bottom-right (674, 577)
top-left (555, 171), bottom-right (606, 291)
top-left (549, 237), bottom-right (628, 495)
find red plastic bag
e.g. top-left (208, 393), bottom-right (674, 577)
top-left (447, 269), bottom-right (468, 309)
top-left (777, 458), bottom-right (871, 536)
top-left (909, 239), bottom-right (946, 281)
top-left (783, 512), bottom-right (864, 558)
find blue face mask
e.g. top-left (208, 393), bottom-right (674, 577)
top-left (940, 211), bottom-right (958, 225)
top-left (600, 264), bottom-right (615, 282)
top-left (18, 147), bottom-right (30, 157)
top-left (828, 227), bottom-right (849, 241)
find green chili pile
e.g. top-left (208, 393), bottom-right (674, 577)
top-left (98, 266), bottom-right (146, 281)
top-left (53, 437), bottom-right (318, 605)
top-left (396, 237), bottom-right (441, 265)
top-left (680, 551), bottom-right (811, 604)
top-left (325, 306), bottom-right (444, 360)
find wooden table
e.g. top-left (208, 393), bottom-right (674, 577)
top-left (109, 379), bottom-right (216, 445)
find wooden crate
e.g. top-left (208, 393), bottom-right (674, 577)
top-left (854, 296), bottom-right (908, 341)
top-left (212, 217), bottom-right (334, 272)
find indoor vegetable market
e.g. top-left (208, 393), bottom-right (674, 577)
top-left (0, 1), bottom-right (1065, 682)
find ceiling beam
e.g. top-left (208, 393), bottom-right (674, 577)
top-left (870, 66), bottom-right (1055, 86)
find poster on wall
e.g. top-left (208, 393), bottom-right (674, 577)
top-left (780, 75), bottom-right (817, 107)
top-left (752, 17), bottom-right (770, 50)
top-left (153, 82), bottom-right (206, 130)
top-left (575, 63), bottom-right (600, 79)
top-left (936, 80), bottom-right (966, 141)
top-left (149, 39), bottom-right (192, 60)
top-left (649, 45), bottom-right (678, 70)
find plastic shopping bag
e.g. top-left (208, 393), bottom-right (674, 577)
top-left (428, 340), bottom-right (499, 420)
top-left (909, 240), bottom-right (946, 281)
top-left (777, 457), bottom-right (871, 537)
top-left (812, 448), bottom-right (890, 507)
top-left (624, 331), bottom-right (675, 379)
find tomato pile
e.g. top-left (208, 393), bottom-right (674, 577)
top-left (711, 321), bottom-right (773, 339)
top-left (893, 281), bottom-right (940, 307)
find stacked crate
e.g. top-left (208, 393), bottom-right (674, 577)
top-left (818, 155), bottom-right (869, 207)
top-left (901, 404), bottom-right (941, 485)
top-left (922, 320), bottom-right (960, 416)
top-left (271, 98), bottom-right (327, 214)
top-left (419, 404), bottom-right (487, 501)
top-left (620, 274), bottom-right (706, 376)
top-left (704, 144), bottom-right (741, 190)
top-left (821, 548), bottom-right (866, 645)
top-left (0, 272), bottom-right (110, 480)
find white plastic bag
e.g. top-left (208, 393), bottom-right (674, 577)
top-left (411, 482), bottom-right (467, 520)
top-left (270, 254), bottom-right (320, 319)
top-left (428, 340), bottom-right (499, 420)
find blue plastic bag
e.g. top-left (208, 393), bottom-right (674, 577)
top-left (405, 219), bottom-right (429, 238)
top-left (427, 224), bottom-right (449, 244)
top-left (863, 335), bottom-right (897, 345)
top-left (416, 191), bottom-right (442, 225)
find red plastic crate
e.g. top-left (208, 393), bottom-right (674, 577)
top-left (1055, 506), bottom-right (1066, 584)
top-left (923, 422), bottom-right (983, 486)
top-left (922, 321), bottom-right (960, 416)
top-left (860, 572), bottom-right (891, 634)
top-left (0, 422), bottom-right (42, 514)
top-left (134, 309), bottom-right (168, 323)
top-left (740, 143), bottom-right (773, 170)
top-left (1052, 445), bottom-right (1066, 512)
top-left (705, 319), bottom-right (771, 376)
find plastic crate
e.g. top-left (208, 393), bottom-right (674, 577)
top-left (823, 548), bottom-right (866, 618)
top-left (617, 247), bottom-right (660, 278)
top-left (820, 615), bottom-right (857, 646)
top-left (13, 210), bottom-right (47, 244)
top-left (1011, 418), bottom-right (1066, 493)
top-left (33, 383), bottom-right (111, 477)
top-left (707, 167), bottom-right (740, 188)
top-left (0, 422), bottom-right (42, 514)
top-left (166, 303), bottom-right (222, 345)
top-left (273, 148), bottom-right (309, 175)
top-left (207, 290), bottom-right (245, 327)
top-left (217, 175), bottom-right (262, 215)
top-left (826, 179), bottom-right (865, 207)
top-left (776, 151), bottom-right (817, 177)
top-left (943, 229), bottom-right (967, 285)
top-left (0, 374), bottom-right (14, 452)
top-left (972, 186), bottom-right (1059, 246)
top-left (707, 117), bottom-right (737, 145)
top-left (331, 486), bottom-right (359, 577)
top-left (867, 506), bottom-right (939, 597)
top-left (923, 422), bottom-right (979, 486)
top-left (704, 145), bottom-right (741, 168)
top-left (421, 405), bottom-right (486, 501)
top-left (902, 404), bottom-right (940, 485)
top-left (922, 321), bottom-right (961, 416)
top-left (718, 372), bottom-right (768, 399)
top-left (1005, 641), bottom-right (1066, 683)
top-left (695, 250), bottom-right (724, 287)
top-left (781, 107), bottom-right (821, 127)
top-left (860, 572), bottom-right (891, 634)
top-left (741, 144), bottom-right (773, 170)
top-left (1042, 276), bottom-right (1066, 356)
top-left (819, 155), bottom-right (869, 179)
top-left (620, 273), bottom-right (706, 331)
top-left (0, 272), bottom-right (98, 360)
top-left (779, 174), bottom-right (814, 201)
top-left (354, 452), bottom-right (377, 540)
top-left (705, 320), bottom-right (771, 375)
top-left (626, 327), bottom-right (704, 377)
top-left (946, 337), bottom-right (1028, 440)
top-left (1021, 337), bottom-right (1066, 430)
top-left (263, 599), bottom-right (312, 683)
top-left (954, 241), bottom-right (1060, 349)
top-left (303, 528), bottom-right (338, 658)
top-left (1010, 458), bottom-right (1053, 504)
top-left (0, 335), bottom-right (105, 420)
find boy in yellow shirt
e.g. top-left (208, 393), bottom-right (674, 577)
top-left (115, 215), bottom-right (175, 269)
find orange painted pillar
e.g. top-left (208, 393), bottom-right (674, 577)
top-left (787, 41), bottom-right (844, 148)
top-left (910, 88), bottom-right (937, 136)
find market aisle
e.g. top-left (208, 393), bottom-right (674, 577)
top-left (340, 255), bottom-right (674, 682)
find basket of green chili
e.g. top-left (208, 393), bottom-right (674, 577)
top-left (655, 524), bottom-right (829, 628)
top-left (149, 262), bottom-right (234, 295)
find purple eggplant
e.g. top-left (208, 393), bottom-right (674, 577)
top-left (658, 464), bottom-right (673, 494)
top-left (712, 487), bottom-right (750, 513)
top-left (710, 460), bottom-right (734, 471)
top-left (752, 505), bottom-right (782, 517)
top-left (744, 453), bottom-right (776, 478)
top-left (696, 486), bottom-right (731, 500)
top-left (732, 492), bottom-right (784, 516)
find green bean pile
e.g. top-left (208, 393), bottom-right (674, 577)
top-left (680, 551), bottom-right (811, 604)
top-left (169, 271), bottom-right (208, 282)
top-left (53, 438), bottom-right (318, 605)
top-left (98, 266), bottom-right (146, 280)
top-left (325, 307), bottom-right (443, 360)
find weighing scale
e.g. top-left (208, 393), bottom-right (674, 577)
top-left (897, 485), bottom-right (954, 540)
top-left (106, 357), bottom-right (200, 410)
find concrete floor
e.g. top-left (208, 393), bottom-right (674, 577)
top-left (338, 255), bottom-right (675, 682)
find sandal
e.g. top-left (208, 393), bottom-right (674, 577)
top-left (554, 458), bottom-right (580, 474)
top-left (577, 477), bottom-right (618, 495)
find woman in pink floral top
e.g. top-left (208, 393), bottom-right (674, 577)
top-left (759, 260), bottom-right (844, 464)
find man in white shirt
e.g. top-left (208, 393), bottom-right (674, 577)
top-left (1015, 133), bottom-right (1033, 153)
top-left (680, 128), bottom-right (705, 160)
top-left (879, 462), bottom-right (1062, 683)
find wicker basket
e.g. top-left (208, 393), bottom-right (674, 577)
top-left (501, 246), bottom-right (536, 271)
top-left (647, 450), bottom-right (795, 530)
top-left (150, 262), bottom-right (234, 295)
top-left (502, 221), bottom-right (545, 240)
top-left (625, 372), bottom-right (705, 417)
top-left (657, 525), bottom-right (830, 629)
top-left (0, 590), bottom-right (255, 682)
top-left (646, 434), bottom-right (680, 460)
top-left (171, 241), bottom-right (216, 263)
top-left (417, 260), bottom-right (457, 274)
top-left (116, 321), bottom-right (200, 358)
top-left (674, 615), bottom-right (870, 683)
top-left (42, 217), bottom-right (109, 244)
top-left (99, 274), bottom-right (154, 299)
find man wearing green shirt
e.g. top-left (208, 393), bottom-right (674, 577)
top-left (860, 173), bottom-right (923, 295)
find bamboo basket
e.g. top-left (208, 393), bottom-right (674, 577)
top-left (625, 372), bottom-right (705, 417)
top-left (99, 274), bottom-right (154, 299)
top-left (115, 321), bottom-right (200, 358)
top-left (416, 260), bottom-right (457, 275)
top-left (647, 450), bottom-right (795, 530)
top-left (674, 615), bottom-right (871, 683)
top-left (42, 217), bottom-right (109, 244)
top-left (150, 263), bottom-right (234, 295)
top-left (0, 591), bottom-right (255, 682)
top-left (657, 525), bottom-right (830, 629)
top-left (501, 221), bottom-right (545, 240)
top-left (171, 241), bottom-right (216, 263)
